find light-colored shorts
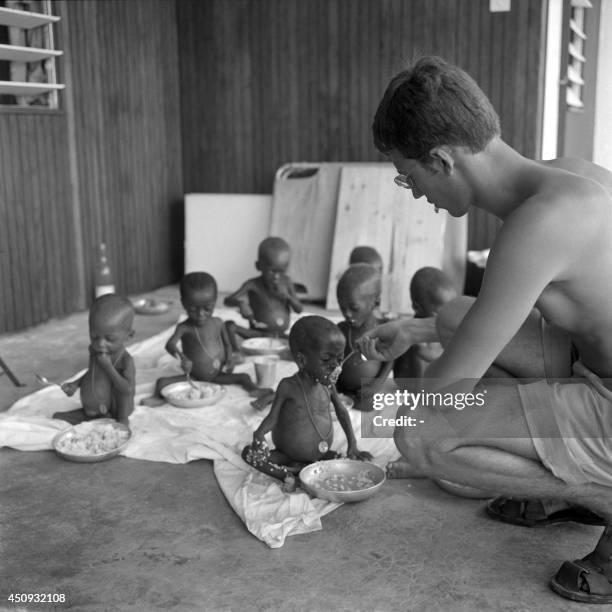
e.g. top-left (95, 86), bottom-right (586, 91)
top-left (519, 358), bottom-right (612, 487)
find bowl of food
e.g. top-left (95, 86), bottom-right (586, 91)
top-left (132, 298), bottom-right (172, 315)
top-left (241, 336), bottom-right (289, 357)
top-left (52, 419), bottom-right (131, 463)
top-left (299, 458), bottom-right (386, 503)
top-left (161, 381), bottom-right (226, 408)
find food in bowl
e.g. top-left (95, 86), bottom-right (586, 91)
top-left (53, 419), bottom-right (130, 461)
top-left (161, 381), bottom-right (225, 408)
top-left (317, 470), bottom-right (377, 492)
top-left (241, 337), bottom-right (288, 356)
top-left (299, 459), bottom-right (386, 502)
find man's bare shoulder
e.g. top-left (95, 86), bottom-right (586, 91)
top-left (541, 157), bottom-right (612, 196)
top-left (507, 162), bottom-right (611, 234)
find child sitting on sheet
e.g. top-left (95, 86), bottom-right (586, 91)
top-left (393, 266), bottom-right (459, 384)
top-left (53, 294), bottom-right (136, 426)
top-left (141, 272), bottom-right (270, 406)
top-left (335, 264), bottom-right (394, 411)
top-left (242, 315), bottom-right (373, 491)
top-left (348, 245), bottom-right (384, 274)
top-left (224, 236), bottom-right (303, 348)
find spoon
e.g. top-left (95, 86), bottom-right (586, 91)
top-left (175, 352), bottom-right (200, 391)
top-left (35, 373), bottom-right (63, 387)
top-left (340, 349), bottom-right (367, 367)
top-left (185, 371), bottom-right (200, 391)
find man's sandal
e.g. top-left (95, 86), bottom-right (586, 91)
top-left (551, 556), bottom-right (612, 603)
top-left (486, 497), bottom-right (605, 527)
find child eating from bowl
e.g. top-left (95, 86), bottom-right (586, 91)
top-left (53, 293), bottom-right (136, 426)
top-left (224, 236), bottom-right (303, 351)
top-left (336, 264), bottom-right (394, 411)
top-left (141, 272), bottom-right (270, 406)
top-left (392, 266), bottom-right (458, 383)
top-left (242, 315), bottom-right (373, 491)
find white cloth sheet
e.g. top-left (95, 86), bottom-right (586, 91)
top-left (0, 309), bottom-right (400, 548)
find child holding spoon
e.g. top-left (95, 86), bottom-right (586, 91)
top-left (140, 272), bottom-right (270, 406)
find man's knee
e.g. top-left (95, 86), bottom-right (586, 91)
top-left (436, 296), bottom-right (475, 347)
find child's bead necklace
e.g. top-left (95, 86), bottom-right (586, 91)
top-left (297, 372), bottom-right (333, 454)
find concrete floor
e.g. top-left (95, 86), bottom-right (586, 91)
top-left (0, 286), bottom-right (604, 611)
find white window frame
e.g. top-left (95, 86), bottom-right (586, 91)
top-left (0, 0), bottom-right (64, 108)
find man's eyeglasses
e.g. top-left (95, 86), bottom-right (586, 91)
top-left (394, 174), bottom-right (416, 190)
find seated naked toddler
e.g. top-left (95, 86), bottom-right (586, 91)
top-left (242, 315), bottom-right (373, 491)
top-left (141, 272), bottom-right (270, 406)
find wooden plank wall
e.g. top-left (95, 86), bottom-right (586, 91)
top-left (0, 0), bottom-right (184, 333)
top-left (0, 111), bottom-right (78, 331)
top-left (177, 0), bottom-right (547, 251)
top-left (64, 0), bottom-right (184, 300)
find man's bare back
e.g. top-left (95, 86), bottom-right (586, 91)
top-left (530, 159), bottom-right (612, 376)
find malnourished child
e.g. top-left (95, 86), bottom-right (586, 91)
top-left (242, 315), bottom-right (373, 491)
top-left (224, 236), bottom-right (303, 347)
top-left (141, 272), bottom-right (269, 406)
top-left (393, 266), bottom-right (458, 382)
top-left (54, 293), bottom-right (136, 426)
top-left (336, 263), bottom-right (394, 411)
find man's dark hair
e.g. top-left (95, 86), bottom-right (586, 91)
top-left (373, 56), bottom-right (500, 163)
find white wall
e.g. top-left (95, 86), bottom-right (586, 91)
top-left (594, 0), bottom-right (612, 171)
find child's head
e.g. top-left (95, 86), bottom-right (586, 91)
top-left (410, 267), bottom-right (458, 318)
top-left (256, 237), bottom-right (291, 289)
top-left (336, 263), bottom-right (382, 328)
top-left (289, 315), bottom-right (346, 385)
top-left (88, 294), bottom-right (135, 355)
top-left (180, 272), bottom-right (218, 325)
top-left (348, 246), bottom-right (384, 274)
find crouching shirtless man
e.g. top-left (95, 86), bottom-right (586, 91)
top-left (357, 55), bottom-right (612, 603)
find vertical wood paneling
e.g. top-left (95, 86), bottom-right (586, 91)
top-left (0, 112), bottom-right (79, 332)
top-left (178, 0), bottom-right (547, 251)
top-left (67, 0), bottom-right (183, 299)
top-left (1, 0), bottom-right (182, 332)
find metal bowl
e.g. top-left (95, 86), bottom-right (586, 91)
top-left (434, 478), bottom-right (491, 499)
top-left (299, 459), bottom-right (386, 503)
top-left (132, 298), bottom-right (172, 315)
top-left (161, 381), bottom-right (226, 408)
top-left (241, 336), bottom-right (289, 357)
top-left (52, 419), bottom-right (131, 463)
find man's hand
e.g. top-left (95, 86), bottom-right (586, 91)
top-left (355, 319), bottom-right (413, 361)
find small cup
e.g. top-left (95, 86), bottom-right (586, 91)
top-left (254, 356), bottom-right (279, 388)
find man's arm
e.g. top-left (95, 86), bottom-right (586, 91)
top-left (426, 199), bottom-right (577, 386)
top-left (356, 317), bottom-right (438, 362)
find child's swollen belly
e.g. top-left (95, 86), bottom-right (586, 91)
top-left (80, 371), bottom-right (113, 416)
top-left (272, 414), bottom-right (333, 463)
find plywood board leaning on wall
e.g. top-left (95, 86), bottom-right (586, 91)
top-left (184, 194), bottom-right (272, 293)
top-left (325, 164), bottom-right (467, 314)
top-left (269, 163), bottom-right (343, 301)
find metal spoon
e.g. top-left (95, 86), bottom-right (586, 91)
top-left (185, 371), bottom-right (200, 391)
top-left (175, 352), bottom-right (200, 391)
top-left (35, 373), bottom-right (62, 387)
top-left (340, 349), bottom-right (367, 367)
